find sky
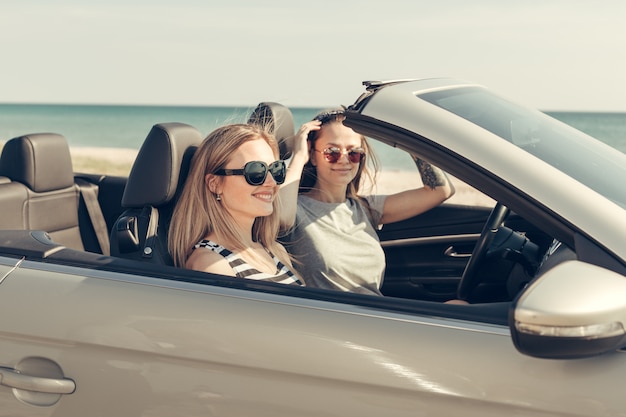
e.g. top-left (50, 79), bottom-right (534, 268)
top-left (2, 0), bottom-right (626, 111)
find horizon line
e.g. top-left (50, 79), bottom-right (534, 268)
top-left (0, 100), bottom-right (329, 110)
top-left (1, 101), bottom-right (625, 114)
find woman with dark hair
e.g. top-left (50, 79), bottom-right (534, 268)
top-left (279, 110), bottom-right (454, 294)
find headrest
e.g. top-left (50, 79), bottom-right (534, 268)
top-left (248, 102), bottom-right (295, 159)
top-left (122, 122), bottom-right (203, 208)
top-left (0, 133), bottom-right (74, 192)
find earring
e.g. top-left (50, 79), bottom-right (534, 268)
top-left (216, 194), bottom-right (222, 201)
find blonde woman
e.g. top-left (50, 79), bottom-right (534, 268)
top-left (169, 124), bottom-right (302, 286)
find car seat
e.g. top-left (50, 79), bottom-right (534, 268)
top-left (0, 133), bottom-right (90, 251)
top-left (109, 122), bottom-right (203, 265)
top-left (248, 102), bottom-right (295, 159)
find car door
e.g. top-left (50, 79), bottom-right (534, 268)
top-left (378, 204), bottom-right (550, 303)
top-left (379, 203), bottom-right (491, 301)
top-left (368, 139), bottom-right (498, 301)
top-left (2, 254), bottom-right (626, 416)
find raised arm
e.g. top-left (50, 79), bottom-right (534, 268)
top-left (379, 158), bottom-right (455, 225)
top-left (278, 121), bottom-right (320, 229)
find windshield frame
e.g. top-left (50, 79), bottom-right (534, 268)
top-left (418, 86), bottom-right (626, 209)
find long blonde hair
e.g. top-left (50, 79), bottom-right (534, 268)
top-left (168, 123), bottom-right (291, 269)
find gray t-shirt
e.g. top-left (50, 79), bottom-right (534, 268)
top-left (284, 194), bottom-right (387, 295)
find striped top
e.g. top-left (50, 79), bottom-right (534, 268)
top-left (194, 240), bottom-right (303, 286)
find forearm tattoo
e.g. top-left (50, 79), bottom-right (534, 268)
top-left (416, 159), bottom-right (448, 190)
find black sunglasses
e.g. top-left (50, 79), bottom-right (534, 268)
top-left (315, 147), bottom-right (365, 164)
top-left (214, 160), bottom-right (286, 186)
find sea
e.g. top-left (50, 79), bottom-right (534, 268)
top-left (1, 104), bottom-right (625, 166)
top-left (0, 103), bottom-right (320, 150)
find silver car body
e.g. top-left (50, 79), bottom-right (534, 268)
top-left (1, 78), bottom-right (626, 416)
top-left (353, 79), bottom-right (626, 259)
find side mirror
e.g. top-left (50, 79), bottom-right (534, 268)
top-left (510, 261), bottom-right (626, 359)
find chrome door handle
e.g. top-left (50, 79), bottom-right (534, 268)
top-left (0, 367), bottom-right (75, 394)
top-left (444, 246), bottom-right (472, 258)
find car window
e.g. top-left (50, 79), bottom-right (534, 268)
top-left (362, 137), bottom-right (494, 207)
top-left (419, 86), bottom-right (626, 208)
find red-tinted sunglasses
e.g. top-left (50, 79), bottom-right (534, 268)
top-left (314, 147), bottom-right (365, 164)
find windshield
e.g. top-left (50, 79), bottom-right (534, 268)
top-left (419, 87), bottom-right (626, 208)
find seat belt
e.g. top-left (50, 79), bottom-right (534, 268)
top-left (75, 178), bottom-right (111, 256)
top-left (142, 205), bottom-right (159, 259)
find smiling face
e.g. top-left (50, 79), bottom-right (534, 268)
top-left (311, 121), bottom-right (364, 191)
top-left (211, 139), bottom-right (280, 227)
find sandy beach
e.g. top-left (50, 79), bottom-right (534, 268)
top-left (70, 146), bottom-right (138, 177)
top-left (69, 146), bottom-right (494, 207)
top-left (0, 142), bottom-right (494, 207)
top-left (366, 170), bottom-right (495, 207)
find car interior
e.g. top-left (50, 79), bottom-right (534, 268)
top-left (0, 101), bottom-right (593, 326)
top-left (109, 122), bottom-right (203, 265)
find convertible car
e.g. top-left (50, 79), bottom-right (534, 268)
top-left (1, 78), bottom-right (626, 416)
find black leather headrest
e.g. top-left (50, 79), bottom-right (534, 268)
top-left (0, 133), bottom-right (74, 192)
top-left (248, 102), bottom-right (295, 159)
top-left (122, 123), bottom-right (203, 208)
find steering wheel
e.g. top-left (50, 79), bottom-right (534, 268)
top-left (457, 202), bottom-right (510, 301)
